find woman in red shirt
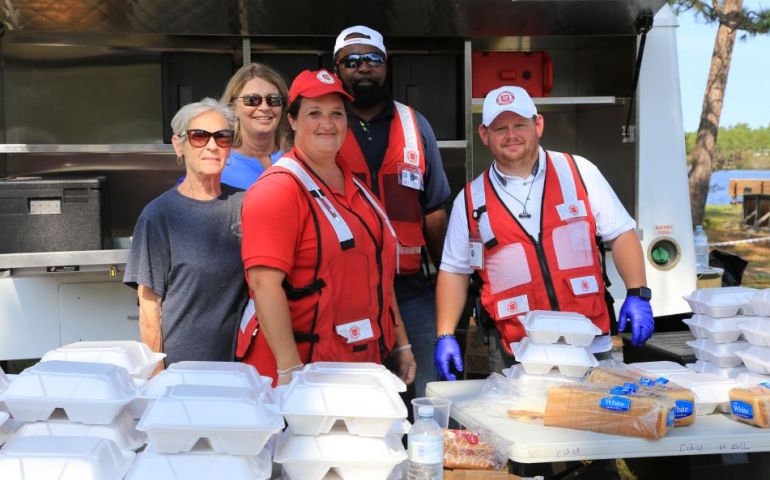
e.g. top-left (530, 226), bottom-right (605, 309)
top-left (238, 69), bottom-right (416, 385)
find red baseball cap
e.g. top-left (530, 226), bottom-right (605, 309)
top-left (288, 69), bottom-right (354, 105)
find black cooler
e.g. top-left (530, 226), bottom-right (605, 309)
top-left (0, 177), bottom-right (109, 253)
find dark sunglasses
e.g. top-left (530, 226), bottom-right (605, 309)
top-left (336, 52), bottom-right (386, 69)
top-left (234, 94), bottom-right (284, 107)
top-left (180, 129), bottom-right (235, 148)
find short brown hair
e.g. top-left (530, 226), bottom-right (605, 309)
top-left (221, 63), bottom-right (290, 152)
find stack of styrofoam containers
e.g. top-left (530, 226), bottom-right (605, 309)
top-left (682, 287), bottom-right (756, 378)
top-left (0, 360), bottom-right (139, 479)
top-left (129, 361), bottom-right (282, 480)
top-left (39, 340), bottom-right (166, 383)
top-left (274, 362), bottom-right (409, 480)
top-left (512, 310), bottom-right (601, 377)
top-left (733, 290), bottom-right (770, 385)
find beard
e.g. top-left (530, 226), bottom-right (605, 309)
top-left (350, 80), bottom-right (388, 109)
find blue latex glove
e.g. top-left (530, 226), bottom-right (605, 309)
top-left (435, 335), bottom-right (464, 381)
top-left (618, 295), bottom-right (654, 346)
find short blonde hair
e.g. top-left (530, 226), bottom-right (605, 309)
top-left (221, 63), bottom-right (290, 152)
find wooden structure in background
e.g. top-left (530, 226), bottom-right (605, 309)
top-left (729, 179), bottom-right (770, 203)
top-left (743, 193), bottom-right (770, 227)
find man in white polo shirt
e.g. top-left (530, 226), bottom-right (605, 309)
top-left (434, 86), bottom-right (653, 379)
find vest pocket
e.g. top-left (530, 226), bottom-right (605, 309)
top-left (560, 274), bottom-right (606, 323)
top-left (382, 173), bottom-right (422, 223)
top-left (327, 251), bottom-right (372, 321)
top-left (552, 221), bottom-right (594, 270)
top-left (486, 243), bottom-right (532, 294)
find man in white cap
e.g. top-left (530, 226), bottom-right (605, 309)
top-left (333, 25), bottom-right (451, 399)
top-left (434, 86), bottom-right (654, 379)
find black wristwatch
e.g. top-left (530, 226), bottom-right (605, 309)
top-left (627, 287), bottom-right (652, 301)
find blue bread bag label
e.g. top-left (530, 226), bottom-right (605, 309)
top-left (599, 396), bottom-right (631, 412)
top-left (731, 400), bottom-right (755, 420)
top-left (654, 376), bottom-right (670, 385)
top-left (610, 384), bottom-right (636, 395)
top-left (674, 400), bottom-right (695, 418)
top-left (667, 408), bottom-right (676, 426)
top-left (639, 376), bottom-right (655, 387)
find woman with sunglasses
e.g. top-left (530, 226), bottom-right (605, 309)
top-left (237, 70), bottom-right (417, 386)
top-left (125, 98), bottom-right (248, 370)
top-left (219, 63), bottom-right (290, 190)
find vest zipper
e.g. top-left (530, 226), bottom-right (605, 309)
top-left (534, 236), bottom-right (560, 310)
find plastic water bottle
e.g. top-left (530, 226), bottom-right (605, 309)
top-left (407, 405), bottom-right (444, 480)
top-left (694, 225), bottom-right (709, 269)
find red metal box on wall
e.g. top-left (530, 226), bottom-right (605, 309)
top-left (471, 51), bottom-right (553, 98)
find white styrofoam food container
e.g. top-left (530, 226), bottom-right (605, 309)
top-left (686, 360), bottom-right (747, 379)
top-left (0, 436), bottom-right (135, 480)
top-left (0, 412), bottom-right (9, 446)
top-left (278, 371), bottom-right (407, 437)
top-left (629, 361), bottom-right (691, 380)
top-left (274, 427), bottom-right (407, 480)
top-left (14, 410), bottom-right (146, 450)
top-left (735, 345), bottom-right (770, 375)
top-left (510, 338), bottom-right (598, 377)
top-left (750, 288), bottom-right (770, 316)
top-left (683, 287), bottom-right (757, 317)
top-left (301, 362), bottom-right (406, 392)
top-left (137, 384), bottom-right (283, 454)
top-left (735, 371), bottom-right (770, 388)
top-left (1, 361), bottom-right (136, 424)
top-left (738, 317), bottom-right (770, 347)
top-left (0, 366), bottom-right (9, 414)
top-left (686, 339), bottom-right (750, 368)
top-left (130, 361), bottom-right (273, 418)
top-left (667, 372), bottom-right (740, 415)
top-left (502, 364), bottom-right (580, 384)
top-left (681, 315), bottom-right (751, 343)
top-left (519, 310), bottom-right (601, 347)
top-left (41, 341), bottom-right (166, 380)
top-left (126, 444), bottom-right (272, 480)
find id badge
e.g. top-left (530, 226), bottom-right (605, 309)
top-left (397, 163), bottom-right (424, 191)
top-left (335, 318), bottom-right (375, 344)
top-left (469, 239), bottom-right (484, 270)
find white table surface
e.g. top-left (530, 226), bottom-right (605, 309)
top-left (426, 380), bottom-right (770, 464)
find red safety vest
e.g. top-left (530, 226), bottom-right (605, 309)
top-left (466, 150), bottom-right (610, 354)
top-left (338, 102), bottom-right (426, 275)
top-left (236, 154), bottom-right (398, 384)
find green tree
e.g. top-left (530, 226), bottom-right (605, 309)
top-left (675, 0), bottom-right (770, 225)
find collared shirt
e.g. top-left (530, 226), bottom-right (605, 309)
top-left (347, 99), bottom-right (451, 213)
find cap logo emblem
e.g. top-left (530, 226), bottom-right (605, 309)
top-left (496, 91), bottom-right (514, 105)
top-left (317, 71), bottom-right (335, 84)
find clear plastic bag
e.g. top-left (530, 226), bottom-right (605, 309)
top-left (443, 428), bottom-right (509, 471)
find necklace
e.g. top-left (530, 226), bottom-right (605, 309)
top-left (491, 160), bottom-right (539, 219)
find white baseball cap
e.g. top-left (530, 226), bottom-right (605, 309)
top-left (482, 86), bottom-right (538, 126)
top-left (334, 25), bottom-right (387, 57)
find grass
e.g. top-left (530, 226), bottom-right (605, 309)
top-left (704, 204), bottom-right (770, 288)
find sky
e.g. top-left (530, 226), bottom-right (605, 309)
top-left (676, 0), bottom-right (770, 132)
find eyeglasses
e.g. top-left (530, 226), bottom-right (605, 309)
top-left (336, 52), bottom-right (386, 69)
top-left (180, 129), bottom-right (235, 148)
top-left (234, 94), bottom-right (284, 107)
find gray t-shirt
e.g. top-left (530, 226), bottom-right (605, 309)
top-left (124, 185), bottom-right (247, 365)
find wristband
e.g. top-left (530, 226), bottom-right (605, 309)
top-left (435, 333), bottom-right (456, 345)
top-left (276, 363), bottom-right (304, 376)
top-left (392, 343), bottom-right (412, 352)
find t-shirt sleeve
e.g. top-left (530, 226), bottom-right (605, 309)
top-left (439, 190), bottom-right (475, 275)
top-left (241, 174), bottom-right (304, 274)
top-left (416, 111), bottom-right (451, 213)
top-left (575, 155), bottom-right (636, 241)
top-left (123, 201), bottom-right (170, 297)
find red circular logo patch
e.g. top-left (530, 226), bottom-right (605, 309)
top-left (350, 326), bottom-right (361, 338)
top-left (508, 302), bottom-right (518, 312)
top-left (316, 70), bottom-right (335, 84)
top-left (496, 91), bottom-right (514, 105)
top-left (569, 204), bottom-right (579, 215)
top-left (581, 280), bottom-right (590, 291)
